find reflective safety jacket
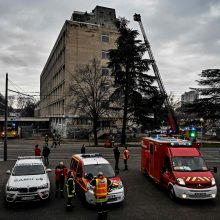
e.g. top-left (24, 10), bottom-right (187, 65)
top-left (66, 177), bottom-right (76, 198)
top-left (123, 149), bottom-right (130, 160)
top-left (90, 177), bottom-right (112, 203)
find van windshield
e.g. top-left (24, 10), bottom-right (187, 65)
top-left (172, 157), bottom-right (208, 172)
top-left (84, 164), bottom-right (115, 178)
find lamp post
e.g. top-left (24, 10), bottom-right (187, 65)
top-left (200, 118), bottom-right (204, 147)
top-left (88, 120), bottom-right (91, 146)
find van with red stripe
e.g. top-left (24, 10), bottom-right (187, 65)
top-left (70, 153), bottom-right (124, 205)
top-left (141, 137), bottom-right (217, 200)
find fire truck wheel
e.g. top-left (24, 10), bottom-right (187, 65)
top-left (169, 186), bottom-right (176, 201)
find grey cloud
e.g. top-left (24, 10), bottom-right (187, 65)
top-left (0, 0), bottom-right (220, 97)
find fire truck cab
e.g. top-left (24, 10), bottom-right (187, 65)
top-left (141, 137), bottom-right (217, 200)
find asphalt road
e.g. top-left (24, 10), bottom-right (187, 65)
top-left (1, 139), bottom-right (220, 220)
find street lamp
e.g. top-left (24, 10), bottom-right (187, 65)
top-left (88, 120), bottom-right (92, 146)
top-left (200, 118), bottom-right (204, 147)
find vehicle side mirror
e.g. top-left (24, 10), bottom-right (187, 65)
top-left (46, 168), bottom-right (52, 173)
top-left (6, 170), bottom-right (11, 175)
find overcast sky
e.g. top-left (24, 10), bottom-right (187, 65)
top-left (0, 0), bottom-right (219, 101)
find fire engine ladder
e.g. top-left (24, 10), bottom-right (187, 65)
top-left (133, 13), bottom-right (179, 133)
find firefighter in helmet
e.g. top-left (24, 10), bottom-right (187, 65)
top-left (90, 171), bottom-right (112, 219)
top-left (66, 170), bottom-right (76, 211)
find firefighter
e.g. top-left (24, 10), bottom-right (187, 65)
top-left (66, 170), bottom-right (76, 211)
top-left (123, 146), bottom-right (130, 170)
top-left (55, 161), bottom-right (67, 198)
top-left (90, 172), bottom-right (112, 219)
top-left (44, 134), bottom-right (49, 146)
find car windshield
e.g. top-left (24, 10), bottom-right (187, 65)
top-left (172, 157), bottom-right (208, 172)
top-left (84, 164), bottom-right (115, 178)
top-left (12, 165), bottom-right (45, 176)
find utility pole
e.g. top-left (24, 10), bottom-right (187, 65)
top-left (4, 73), bottom-right (8, 161)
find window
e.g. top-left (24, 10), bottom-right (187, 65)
top-left (70, 159), bottom-right (75, 170)
top-left (163, 156), bottom-right (172, 172)
top-left (84, 164), bottom-right (115, 178)
top-left (172, 156), bottom-right (208, 172)
top-left (102, 50), bottom-right (109, 59)
top-left (73, 159), bottom-right (79, 172)
top-left (13, 165), bottom-right (45, 176)
top-left (101, 34), bottom-right (109, 43)
top-left (77, 163), bottom-right (82, 177)
top-left (101, 68), bottom-right (109, 76)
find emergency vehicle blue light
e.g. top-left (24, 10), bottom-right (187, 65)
top-left (156, 134), bottom-right (160, 140)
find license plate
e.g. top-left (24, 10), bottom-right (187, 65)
top-left (21, 196), bottom-right (35, 201)
top-left (194, 193), bottom-right (206, 196)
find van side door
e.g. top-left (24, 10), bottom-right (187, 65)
top-left (161, 156), bottom-right (173, 188)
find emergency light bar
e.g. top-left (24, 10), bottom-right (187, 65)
top-left (81, 153), bottom-right (102, 158)
top-left (169, 142), bottom-right (192, 147)
top-left (18, 156), bottom-right (43, 160)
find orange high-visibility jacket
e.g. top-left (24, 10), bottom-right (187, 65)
top-left (95, 177), bottom-right (108, 198)
top-left (123, 149), bottom-right (130, 160)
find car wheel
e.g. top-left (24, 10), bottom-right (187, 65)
top-left (169, 186), bottom-right (176, 201)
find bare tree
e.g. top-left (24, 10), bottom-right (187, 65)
top-left (69, 59), bottom-right (113, 146)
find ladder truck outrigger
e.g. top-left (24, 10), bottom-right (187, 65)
top-left (134, 14), bottom-right (179, 134)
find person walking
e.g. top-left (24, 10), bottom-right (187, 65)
top-left (81, 144), bottom-right (86, 154)
top-left (90, 172), bottom-right (112, 219)
top-left (123, 146), bottom-right (130, 170)
top-left (44, 134), bottom-right (49, 146)
top-left (57, 134), bottom-right (61, 147)
top-left (34, 144), bottom-right (41, 156)
top-left (66, 170), bottom-right (76, 211)
top-left (55, 161), bottom-right (67, 198)
top-left (113, 146), bottom-right (120, 173)
top-left (51, 132), bottom-right (57, 148)
top-left (42, 144), bottom-right (50, 166)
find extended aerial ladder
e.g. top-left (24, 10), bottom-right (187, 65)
top-left (133, 13), bottom-right (179, 133)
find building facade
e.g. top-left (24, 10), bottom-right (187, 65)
top-left (181, 91), bottom-right (198, 105)
top-left (39, 6), bottom-right (118, 137)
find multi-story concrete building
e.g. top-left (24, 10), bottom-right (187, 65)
top-left (181, 91), bottom-right (198, 105)
top-left (39, 6), bottom-right (118, 137)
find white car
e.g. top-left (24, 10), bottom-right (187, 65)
top-left (5, 156), bottom-right (51, 205)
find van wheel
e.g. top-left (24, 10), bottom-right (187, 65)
top-left (169, 186), bottom-right (176, 201)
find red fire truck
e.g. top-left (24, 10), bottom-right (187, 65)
top-left (141, 137), bottom-right (217, 200)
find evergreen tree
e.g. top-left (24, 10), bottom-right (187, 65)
top-left (108, 18), bottom-right (159, 145)
top-left (185, 69), bottom-right (220, 127)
